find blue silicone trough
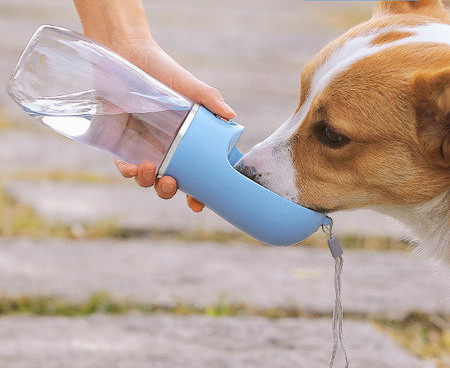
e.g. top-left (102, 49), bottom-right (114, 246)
top-left (161, 104), bottom-right (330, 245)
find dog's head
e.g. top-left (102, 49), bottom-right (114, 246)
top-left (236, 0), bottom-right (450, 212)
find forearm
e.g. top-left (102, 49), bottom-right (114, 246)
top-left (74, 0), bottom-right (154, 48)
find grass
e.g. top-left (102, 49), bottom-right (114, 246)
top-left (0, 182), bottom-right (123, 239)
top-left (0, 183), bottom-right (249, 241)
top-left (375, 313), bottom-right (450, 368)
top-left (8, 170), bottom-right (111, 184)
top-left (299, 231), bottom-right (410, 252)
top-left (0, 111), bottom-right (12, 131)
top-left (0, 294), bottom-right (130, 317)
top-left (0, 182), bottom-right (255, 242)
top-left (332, 234), bottom-right (410, 252)
top-left (0, 183), bottom-right (56, 238)
top-left (0, 293), bottom-right (334, 319)
top-left (0, 294), bottom-right (447, 365)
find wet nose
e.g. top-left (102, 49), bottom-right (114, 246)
top-left (235, 162), bottom-right (263, 185)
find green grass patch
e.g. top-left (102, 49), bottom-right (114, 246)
top-left (0, 294), bottom-right (130, 317)
top-left (332, 234), bottom-right (409, 252)
top-left (9, 170), bottom-right (111, 184)
top-left (140, 229), bottom-right (409, 251)
top-left (375, 312), bottom-right (450, 368)
top-left (0, 293), bottom-right (357, 319)
top-left (0, 183), bottom-right (253, 242)
top-left (151, 229), bottom-right (257, 244)
top-left (0, 183), bottom-right (123, 239)
top-left (0, 183), bottom-right (59, 238)
top-left (0, 111), bottom-right (13, 131)
top-left (300, 232), bottom-right (409, 252)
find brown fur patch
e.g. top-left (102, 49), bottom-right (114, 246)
top-left (370, 31), bottom-right (414, 45)
top-left (294, 6), bottom-right (449, 115)
top-left (413, 67), bottom-right (450, 167)
top-left (285, 0), bottom-right (450, 212)
top-left (291, 44), bottom-right (450, 211)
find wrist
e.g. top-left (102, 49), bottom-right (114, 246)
top-left (74, 0), bottom-right (154, 48)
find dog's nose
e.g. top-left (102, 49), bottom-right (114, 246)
top-left (235, 162), bottom-right (263, 185)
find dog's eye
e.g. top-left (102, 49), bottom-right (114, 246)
top-left (313, 121), bottom-right (350, 148)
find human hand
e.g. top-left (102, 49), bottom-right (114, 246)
top-left (74, 0), bottom-right (235, 212)
top-left (112, 39), bottom-right (235, 212)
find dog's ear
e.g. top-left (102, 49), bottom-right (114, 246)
top-left (413, 67), bottom-right (450, 168)
top-left (375, 0), bottom-right (447, 19)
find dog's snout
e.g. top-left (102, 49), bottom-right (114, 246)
top-left (235, 162), bottom-right (263, 185)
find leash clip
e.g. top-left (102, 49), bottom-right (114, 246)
top-left (322, 217), bottom-right (343, 259)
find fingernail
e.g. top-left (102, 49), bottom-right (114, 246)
top-left (221, 102), bottom-right (236, 117)
top-left (161, 182), bottom-right (172, 194)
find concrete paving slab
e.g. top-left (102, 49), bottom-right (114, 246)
top-left (0, 314), bottom-right (434, 368)
top-left (3, 179), bottom-right (237, 233)
top-left (0, 130), bottom-right (118, 178)
top-left (3, 179), bottom-right (411, 239)
top-left (0, 239), bottom-right (448, 317)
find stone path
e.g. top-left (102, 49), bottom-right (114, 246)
top-left (0, 1), bottom-right (446, 367)
top-left (1, 238), bottom-right (447, 318)
top-left (3, 179), bottom-right (411, 239)
top-left (0, 130), bottom-right (117, 178)
top-left (0, 314), bottom-right (434, 368)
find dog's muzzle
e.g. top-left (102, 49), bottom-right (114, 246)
top-left (235, 162), bottom-right (264, 186)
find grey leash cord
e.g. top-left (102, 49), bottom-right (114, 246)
top-left (322, 219), bottom-right (349, 368)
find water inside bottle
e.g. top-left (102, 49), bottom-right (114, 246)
top-left (20, 90), bottom-right (190, 171)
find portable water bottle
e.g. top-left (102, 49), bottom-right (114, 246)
top-left (7, 25), bottom-right (330, 245)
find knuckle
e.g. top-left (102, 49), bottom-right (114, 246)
top-left (119, 169), bottom-right (132, 178)
top-left (207, 86), bottom-right (222, 99)
top-left (134, 175), bottom-right (147, 187)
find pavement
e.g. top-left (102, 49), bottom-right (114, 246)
top-left (1, 238), bottom-right (448, 318)
top-left (0, 1), bottom-right (448, 367)
top-left (0, 315), bottom-right (434, 368)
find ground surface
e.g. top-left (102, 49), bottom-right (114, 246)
top-left (0, 315), bottom-right (434, 368)
top-left (0, 1), bottom-right (448, 367)
top-left (0, 238), bottom-right (448, 318)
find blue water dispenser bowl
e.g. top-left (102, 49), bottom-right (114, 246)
top-left (7, 25), bottom-right (330, 245)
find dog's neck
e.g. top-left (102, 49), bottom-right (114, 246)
top-left (374, 191), bottom-right (450, 263)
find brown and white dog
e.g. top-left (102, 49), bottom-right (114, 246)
top-left (236, 0), bottom-right (450, 263)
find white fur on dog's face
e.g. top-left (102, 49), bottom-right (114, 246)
top-left (236, 115), bottom-right (300, 202)
top-left (237, 22), bottom-right (450, 210)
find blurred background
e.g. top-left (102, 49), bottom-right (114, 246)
top-left (0, 0), bottom-right (448, 367)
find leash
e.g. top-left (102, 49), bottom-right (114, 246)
top-left (322, 218), bottom-right (349, 368)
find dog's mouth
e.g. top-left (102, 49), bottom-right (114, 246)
top-left (305, 204), bottom-right (338, 214)
top-left (234, 162), bottom-right (265, 187)
top-left (235, 162), bottom-right (336, 213)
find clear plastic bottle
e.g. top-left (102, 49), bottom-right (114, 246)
top-left (7, 25), bottom-right (194, 171)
